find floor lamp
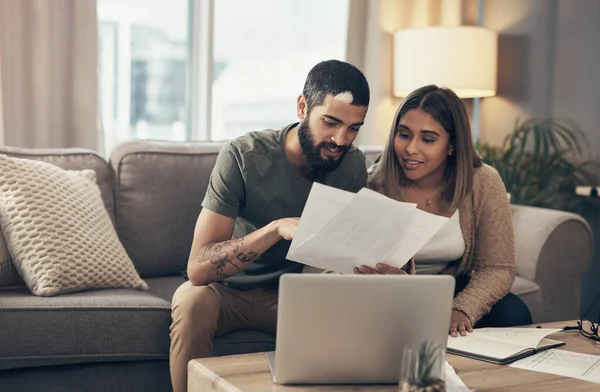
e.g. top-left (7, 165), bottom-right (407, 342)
top-left (393, 25), bottom-right (498, 144)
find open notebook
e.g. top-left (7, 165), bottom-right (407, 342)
top-left (447, 327), bottom-right (565, 365)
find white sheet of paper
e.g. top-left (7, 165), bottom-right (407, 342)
top-left (445, 361), bottom-right (473, 392)
top-left (289, 188), bottom-right (417, 273)
top-left (287, 185), bottom-right (448, 274)
top-left (289, 183), bottom-right (355, 254)
top-left (510, 349), bottom-right (600, 383)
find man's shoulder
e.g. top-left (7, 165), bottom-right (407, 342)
top-left (348, 144), bottom-right (366, 159)
top-left (226, 129), bottom-right (282, 157)
top-left (340, 145), bottom-right (366, 169)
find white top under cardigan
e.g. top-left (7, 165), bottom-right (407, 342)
top-left (414, 209), bottom-right (465, 274)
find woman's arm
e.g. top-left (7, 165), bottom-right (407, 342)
top-left (452, 167), bottom-right (516, 325)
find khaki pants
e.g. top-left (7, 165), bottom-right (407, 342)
top-left (169, 281), bottom-right (278, 392)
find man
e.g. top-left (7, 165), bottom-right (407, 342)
top-left (169, 59), bottom-right (370, 392)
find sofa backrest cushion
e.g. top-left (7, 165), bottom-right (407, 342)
top-left (109, 140), bottom-right (225, 278)
top-left (360, 146), bottom-right (382, 169)
top-left (0, 146), bottom-right (114, 222)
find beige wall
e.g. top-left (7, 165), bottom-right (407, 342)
top-left (356, 0), bottom-right (466, 146)
top-left (479, 0), bottom-right (557, 147)
top-left (552, 0), bottom-right (600, 160)
top-left (355, 0), bottom-right (403, 146)
top-left (358, 0), bottom-right (600, 160)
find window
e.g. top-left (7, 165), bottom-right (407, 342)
top-left (98, 0), bottom-right (349, 151)
top-left (98, 0), bottom-right (191, 152)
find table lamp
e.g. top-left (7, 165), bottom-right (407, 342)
top-left (393, 26), bottom-right (498, 141)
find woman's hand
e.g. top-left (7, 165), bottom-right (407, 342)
top-left (353, 263), bottom-right (408, 275)
top-left (353, 258), bottom-right (414, 275)
top-left (449, 309), bottom-right (473, 337)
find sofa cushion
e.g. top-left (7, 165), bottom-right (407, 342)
top-left (109, 140), bottom-right (226, 278)
top-left (510, 275), bottom-right (540, 296)
top-left (0, 146), bottom-right (114, 222)
top-left (360, 146), bottom-right (382, 169)
top-left (0, 155), bottom-right (147, 296)
top-left (145, 275), bottom-right (188, 303)
top-left (0, 288), bottom-right (171, 370)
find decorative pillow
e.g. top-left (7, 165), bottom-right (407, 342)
top-left (0, 154), bottom-right (148, 296)
top-left (0, 231), bottom-right (22, 287)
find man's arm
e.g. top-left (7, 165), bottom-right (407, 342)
top-left (186, 208), bottom-right (298, 286)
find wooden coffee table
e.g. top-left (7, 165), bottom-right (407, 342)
top-left (188, 321), bottom-right (600, 391)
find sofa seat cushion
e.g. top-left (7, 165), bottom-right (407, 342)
top-left (0, 288), bottom-right (171, 370)
top-left (145, 275), bottom-right (188, 303)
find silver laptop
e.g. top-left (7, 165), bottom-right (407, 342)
top-left (267, 273), bottom-right (455, 385)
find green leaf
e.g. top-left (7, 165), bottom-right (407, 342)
top-left (477, 118), bottom-right (600, 212)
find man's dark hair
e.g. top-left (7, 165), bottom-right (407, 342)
top-left (302, 60), bottom-right (370, 113)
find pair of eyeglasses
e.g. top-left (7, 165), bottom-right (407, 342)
top-left (568, 319), bottom-right (600, 342)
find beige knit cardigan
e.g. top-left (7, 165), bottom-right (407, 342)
top-left (435, 164), bottom-right (516, 324)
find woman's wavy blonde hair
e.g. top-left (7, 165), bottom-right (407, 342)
top-left (368, 85), bottom-right (482, 210)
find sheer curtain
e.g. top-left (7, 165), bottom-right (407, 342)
top-left (0, 41), bottom-right (4, 147)
top-left (0, 0), bottom-right (100, 151)
top-left (349, 0), bottom-right (473, 146)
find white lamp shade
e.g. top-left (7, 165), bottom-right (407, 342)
top-left (393, 26), bottom-right (498, 98)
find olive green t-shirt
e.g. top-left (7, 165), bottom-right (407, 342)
top-left (201, 123), bottom-right (367, 290)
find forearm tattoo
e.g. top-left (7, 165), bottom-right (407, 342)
top-left (196, 237), bottom-right (257, 279)
top-left (236, 251), bottom-right (258, 263)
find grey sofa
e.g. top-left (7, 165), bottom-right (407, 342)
top-left (0, 140), bottom-right (593, 392)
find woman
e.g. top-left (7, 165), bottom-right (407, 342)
top-left (358, 85), bottom-right (531, 336)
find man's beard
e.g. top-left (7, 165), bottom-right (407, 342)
top-left (298, 120), bottom-right (350, 173)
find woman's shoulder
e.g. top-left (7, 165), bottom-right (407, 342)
top-left (472, 163), bottom-right (509, 199)
top-left (473, 163), bottom-right (504, 186)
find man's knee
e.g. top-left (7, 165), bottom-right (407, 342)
top-left (171, 282), bottom-right (221, 332)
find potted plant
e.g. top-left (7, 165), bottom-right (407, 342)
top-left (475, 118), bottom-right (599, 215)
top-left (399, 341), bottom-right (445, 392)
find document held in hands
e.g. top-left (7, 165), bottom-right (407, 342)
top-left (287, 183), bottom-right (449, 274)
top-left (447, 328), bottom-right (565, 365)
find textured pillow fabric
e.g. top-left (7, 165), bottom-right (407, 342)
top-left (0, 154), bottom-right (148, 296)
top-left (0, 232), bottom-right (21, 287)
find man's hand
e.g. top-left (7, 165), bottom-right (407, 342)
top-left (353, 263), bottom-right (408, 275)
top-left (449, 309), bottom-right (473, 337)
top-left (274, 218), bottom-right (300, 241)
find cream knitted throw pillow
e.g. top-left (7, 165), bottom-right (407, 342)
top-left (0, 232), bottom-right (20, 287)
top-left (0, 154), bottom-right (148, 296)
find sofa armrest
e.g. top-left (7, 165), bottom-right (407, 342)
top-left (511, 205), bottom-right (593, 322)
